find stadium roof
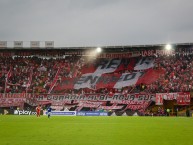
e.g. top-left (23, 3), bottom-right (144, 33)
top-left (1, 42), bottom-right (193, 50)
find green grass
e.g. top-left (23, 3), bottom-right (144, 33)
top-left (0, 116), bottom-right (193, 145)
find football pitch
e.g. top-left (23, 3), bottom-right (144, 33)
top-left (0, 116), bottom-right (193, 145)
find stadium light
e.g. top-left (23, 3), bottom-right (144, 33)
top-left (165, 44), bottom-right (172, 50)
top-left (96, 47), bottom-right (102, 53)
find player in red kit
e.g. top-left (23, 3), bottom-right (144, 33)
top-left (36, 105), bottom-right (41, 117)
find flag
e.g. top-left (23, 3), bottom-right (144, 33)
top-left (134, 57), bottom-right (154, 70)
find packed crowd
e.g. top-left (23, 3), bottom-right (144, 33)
top-left (0, 53), bottom-right (193, 94)
top-left (0, 56), bottom-right (80, 93)
top-left (144, 54), bottom-right (193, 93)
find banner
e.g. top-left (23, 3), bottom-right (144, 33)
top-left (141, 49), bottom-right (175, 56)
top-left (155, 93), bottom-right (164, 105)
top-left (93, 59), bottom-right (121, 75)
top-left (127, 105), bottom-right (147, 110)
top-left (45, 41), bottom-right (54, 48)
top-left (72, 58), bottom-right (122, 90)
top-left (77, 101), bottom-right (103, 108)
top-left (156, 93), bottom-right (178, 105)
top-left (44, 111), bottom-right (76, 116)
top-left (134, 57), bottom-right (154, 70)
top-left (52, 59), bottom-right (164, 92)
top-left (98, 106), bottom-right (124, 110)
top-left (2, 92), bottom-right (190, 108)
top-left (114, 72), bottom-right (143, 88)
top-left (126, 101), bottom-right (151, 110)
top-left (25, 98), bottom-right (39, 106)
top-left (156, 92), bottom-right (190, 105)
top-left (0, 41), bottom-right (7, 48)
top-left (136, 68), bottom-right (165, 85)
top-left (36, 93), bottom-right (155, 103)
top-left (176, 92), bottom-right (191, 105)
top-left (98, 52), bottom-right (133, 58)
top-left (74, 73), bottom-right (100, 90)
top-left (54, 68), bottom-right (164, 92)
top-left (30, 41), bottom-right (40, 48)
top-left (141, 50), bottom-right (156, 56)
top-left (14, 41), bottom-right (23, 48)
top-left (0, 93), bottom-right (32, 98)
top-left (95, 73), bottom-right (121, 89)
top-left (77, 111), bottom-right (108, 116)
top-left (14, 110), bottom-right (37, 115)
top-left (0, 98), bottom-right (25, 107)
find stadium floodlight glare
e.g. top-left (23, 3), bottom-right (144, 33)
top-left (96, 47), bottom-right (102, 53)
top-left (165, 44), bottom-right (172, 50)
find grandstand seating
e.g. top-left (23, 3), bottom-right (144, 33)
top-left (1, 53), bottom-right (193, 94)
top-left (0, 48), bottom-right (193, 115)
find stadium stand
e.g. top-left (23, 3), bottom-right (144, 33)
top-left (0, 46), bottom-right (193, 115)
top-left (1, 54), bottom-right (192, 94)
